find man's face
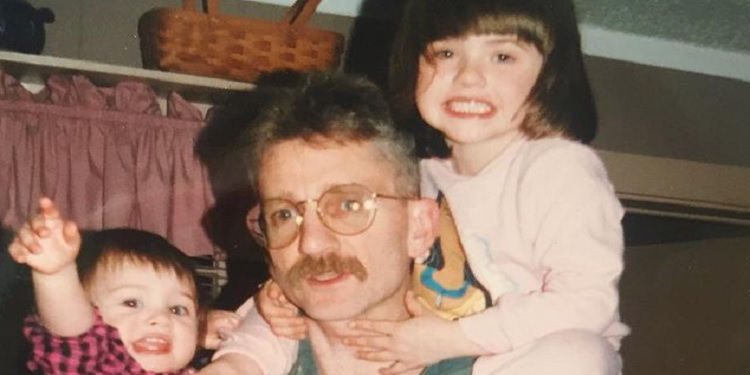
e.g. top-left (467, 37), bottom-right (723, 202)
top-left (257, 139), bottom-right (416, 321)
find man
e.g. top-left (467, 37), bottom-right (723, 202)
top-left (197, 72), bottom-right (474, 374)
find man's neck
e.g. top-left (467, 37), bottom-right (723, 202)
top-left (305, 286), bottom-right (420, 375)
top-left (306, 320), bottom-right (424, 375)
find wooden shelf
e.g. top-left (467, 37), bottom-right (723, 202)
top-left (0, 51), bottom-right (255, 104)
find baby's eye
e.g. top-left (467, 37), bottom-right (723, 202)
top-left (170, 305), bottom-right (190, 316)
top-left (123, 299), bottom-right (142, 308)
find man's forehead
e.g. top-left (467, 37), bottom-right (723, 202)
top-left (258, 139), bottom-right (395, 199)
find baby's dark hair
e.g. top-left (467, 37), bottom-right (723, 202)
top-left (389, 0), bottom-right (597, 157)
top-left (77, 228), bottom-right (202, 308)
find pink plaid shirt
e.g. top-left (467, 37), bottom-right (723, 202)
top-left (23, 311), bottom-right (194, 375)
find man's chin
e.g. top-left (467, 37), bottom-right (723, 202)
top-left (304, 307), bottom-right (359, 322)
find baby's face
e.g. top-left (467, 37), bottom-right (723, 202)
top-left (88, 262), bottom-right (198, 372)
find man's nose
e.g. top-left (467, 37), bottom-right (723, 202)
top-left (297, 208), bottom-right (337, 256)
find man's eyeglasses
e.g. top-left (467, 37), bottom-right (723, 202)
top-left (248, 183), bottom-right (408, 249)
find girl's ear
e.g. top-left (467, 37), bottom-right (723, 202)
top-left (406, 198), bottom-right (439, 259)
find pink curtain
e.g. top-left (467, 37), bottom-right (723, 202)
top-left (0, 70), bottom-right (216, 257)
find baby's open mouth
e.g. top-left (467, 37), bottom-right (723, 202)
top-left (132, 335), bottom-right (172, 354)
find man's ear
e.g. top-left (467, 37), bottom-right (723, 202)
top-left (406, 198), bottom-right (439, 259)
top-left (245, 204), bottom-right (264, 240)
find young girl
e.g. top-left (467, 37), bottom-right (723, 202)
top-left (204, 0), bottom-right (628, 374)
top-left (9, 198), bottom-right (202, 374)
top-left (344, 0), bottom-right (629, 373)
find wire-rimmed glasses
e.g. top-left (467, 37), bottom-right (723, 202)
top-left (248, 183), bottom-right (407, 249)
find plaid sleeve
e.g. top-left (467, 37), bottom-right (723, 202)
top-left (23, 311), bottom-right (130, 374)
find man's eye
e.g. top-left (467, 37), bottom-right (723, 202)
top-left (340, 199), bottom-right (363, 212)
top-left (270, 208), bottom-right (295, 222)
top-left (123, 299), bottom-right (141, 308)
top-left (170, 305), bottom-right (190, 316)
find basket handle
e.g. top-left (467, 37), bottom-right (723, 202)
top-left (181, 0), bottom-right (318, 23)
top-left (182, 0), bottom-right (219, 14)
top-left (282, 0), bottom-right (323, 26)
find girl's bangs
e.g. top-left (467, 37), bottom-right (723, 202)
top-left (423, 7), bottom-right (552, 56)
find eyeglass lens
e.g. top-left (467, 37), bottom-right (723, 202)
top-left (249, 184), bottom-right (378, 249)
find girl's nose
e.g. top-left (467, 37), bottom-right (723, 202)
top-left (454, 58), bottom-right (486, 87)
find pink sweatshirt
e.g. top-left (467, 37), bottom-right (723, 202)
top-left (420, 137), bottom-right (630, 355)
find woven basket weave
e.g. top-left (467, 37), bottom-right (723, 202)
top-left (138, 0), bottom-right (344, 82)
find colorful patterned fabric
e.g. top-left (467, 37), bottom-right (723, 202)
top-left (23, 311), bottom-right (193, 375)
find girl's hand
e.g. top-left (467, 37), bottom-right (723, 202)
top-left (257, 280), bottom-right (307, 340)
top-left (344, 291), bottom-right (456, 375)
top-left (8, 198), bottom-right (80, 275)
top-left (202, 309), bottom-right (243, 349)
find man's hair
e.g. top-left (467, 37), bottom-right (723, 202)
top-left (216, 71), bottom-right (420, 198)
top-left (77, 228), bottom-right (201, 306)
top-left (389, 0), bottom-right (597, 157)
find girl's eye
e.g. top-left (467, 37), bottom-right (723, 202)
top-left (170, 305), bottom-right (190, 316)
top-left (433, 49), bottom-right (453, 59)
top-left (123, 299), bottom-right (142, 308)
top-left (493, 53), bottom-right (513, 63)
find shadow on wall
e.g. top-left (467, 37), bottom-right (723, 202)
top-left (342, 0), bottom-right (404, 89)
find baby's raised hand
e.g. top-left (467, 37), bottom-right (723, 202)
top-left (202, 309), bottom-right (243, 349)
top-left (257, 280), bottom-right (307, 340)
top-left (8, 198), bottom-right (81, 275)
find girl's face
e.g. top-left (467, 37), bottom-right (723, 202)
top-left (88, 262), bottom-right (198, 372)
top-left (415, 33), bottom-right (543, 168)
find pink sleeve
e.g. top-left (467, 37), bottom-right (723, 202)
top-left (213, 298), bottom-right (298, 375)
top-left (459, 147), bottom-right (627, 354)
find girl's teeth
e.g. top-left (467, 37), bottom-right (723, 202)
top-left (450, 101), bottom-right (490, 114)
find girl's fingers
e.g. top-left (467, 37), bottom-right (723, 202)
top-left (349, 320), bottom-right (397, 335)
top-left (404, 291), bottom-right (423, 317)
top-left (355, 349), bottom-right (396, 362)
top-left (268, 317), bottom-right (307, 331)
top-left (380, 361), bottom-right (422, 375)
top-left (344, 335), bottom-right (392, 350)
top-left (269, 305), bottom-right (299, 318)
top-left (267, 281), bottom-right (283, 298)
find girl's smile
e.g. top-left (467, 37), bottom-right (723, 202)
top-left (415, 33), bottom-right (543, 174)
top-left (443, 97), bottom-right (496, 118)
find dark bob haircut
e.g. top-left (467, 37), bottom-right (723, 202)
top-left (389, 0), bottom-right (597, 157)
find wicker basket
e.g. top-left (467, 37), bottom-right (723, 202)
top-left (138, 0), bottom-right (345, 82)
